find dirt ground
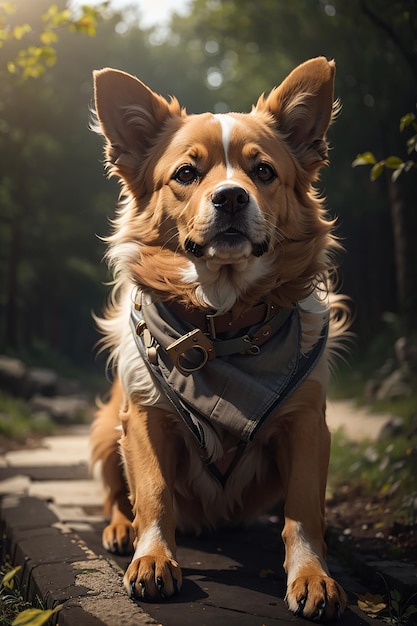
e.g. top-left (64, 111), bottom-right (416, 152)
top-left (325, 399), bottom-right (417, 567)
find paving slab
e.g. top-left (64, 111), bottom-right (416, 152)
top-left (0, 425), bottom-right (413, 626)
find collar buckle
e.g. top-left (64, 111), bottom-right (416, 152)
top-left (166, 328), bottom-right (215, 375)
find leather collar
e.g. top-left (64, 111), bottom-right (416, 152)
top-left (166, 300), bottom-right (278, 339)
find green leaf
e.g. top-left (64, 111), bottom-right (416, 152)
top-left (400, 112), bottom-right (415, 132)
top-left (12, 605), bottom-right (63, 626)
top-left (405, 605), bottom-right (417, 617)
top-left (352, 151), bottom-right (377, 167)
top-left (2, 565), bottom-right (21, 589)
top-left (384, 156), bottom-right (404, 169)
top-left (370, 161), bottom-right (384, 181)
top-left (390, 589), bottom-right (401, 602)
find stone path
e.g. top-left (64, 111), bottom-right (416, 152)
top-left (0, 403), bottom-right (413, 626)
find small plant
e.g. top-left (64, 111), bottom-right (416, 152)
top-left (353, 111), bottom-right (417, 181)
top-left (382, 586), bottom-right (417, 626)
top-left (0, 392), bottom-right (54, 442)
top-left (0, 561), bottom-right (62, 626)
top-left (357, 585), bottom-right (417, 625)
top-left (1, 563), bottom-right (30, 626)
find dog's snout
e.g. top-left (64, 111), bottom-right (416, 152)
top-left (211, 186), bottom-right (249, 215)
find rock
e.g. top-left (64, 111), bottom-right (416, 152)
top-left (29, 395), bottom-right (90, 425)
top-left (56, 377), bottom-right (83, 396)
top-left (378, 417), bottom-right (404, 440)
top-left (27, 367), bottom-right (58, 397)
top-left (375, 369), bottom-right (411, 401)
top-left (0, 355), bottom-right (27, 396)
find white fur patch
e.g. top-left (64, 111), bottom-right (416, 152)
top-left (214, 114), bottom-right (236, 179)
top-left (285, 521), bottom-right (329, 588)
top-left (180, 256), bottom-right (273, 313)
top-left (131, 521), bottom-right (173, 561)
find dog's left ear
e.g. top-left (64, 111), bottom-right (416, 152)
top-left (255, 57), bottom-right (336, 175)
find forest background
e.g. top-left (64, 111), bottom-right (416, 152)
top-left (1, 0), bottom-right (416, 383)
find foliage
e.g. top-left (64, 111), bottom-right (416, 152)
top-left (357, 588), bottom-right (417, 625)
top-left (330, 422), bottom-right (417, 524)
top-left (0, 0), bottom-right (416, 367)
top-left (1, 563), bottom-right (28, 626)
top-left (353, 112), bottom-right (417, 181)
top-left (0, 562), bottom-right (62, 626)
top-left (381, 586), bottom-right (417, 626)
top-left (0, 392), bottom-right (54, 440)
top-left (0, 1), bottom-right (108, 78)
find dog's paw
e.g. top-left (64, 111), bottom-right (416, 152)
top-left (124, 555), bottom-right (182, 601)
top-left (102, 522), bottom-right (134, 555)
top-left (286, 574), bottom-right (347, 622)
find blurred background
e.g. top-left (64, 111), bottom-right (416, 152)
top-left (1, 0), bottom-right (417, 567)
top-left (0, 0), bottom-right (416, 384)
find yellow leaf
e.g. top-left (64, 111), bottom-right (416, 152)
top-left (2, 565), bottom-right (21, 589)
top-left (357, 593), bottom-right (386, 616)
top-left (0, 2), bottom-right (16, 16)
top-left (259, 568), bottom-right (275, 578)
top-left (12, 24), bottom-right (31, 40)
top-left (40, 29), bottom-right (58, 45)
top-left (12, 604), bottom-right (63, 626)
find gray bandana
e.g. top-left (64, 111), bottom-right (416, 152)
top-left (130, 294), bottom-right (328, 451)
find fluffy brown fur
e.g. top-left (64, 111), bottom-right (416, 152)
top-left (91, 57), bottom-right (350, 622)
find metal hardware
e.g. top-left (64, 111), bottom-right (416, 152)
top-left (205, 314), bottom-right (217, 339)
top-left (166, 328), bottom-right (215, 375)
top-left (135, 320), bottom-right (147, 336)
top-left (242, 336), bottom-right (261, 355)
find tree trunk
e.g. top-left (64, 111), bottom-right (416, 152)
top-left (388, 178), bottom-right (408, 317)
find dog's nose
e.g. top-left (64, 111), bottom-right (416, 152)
top-left (211, 186), bottom-right (249, 215)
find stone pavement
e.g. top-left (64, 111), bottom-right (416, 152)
top-left (0, 414), bottom-right (415, 626)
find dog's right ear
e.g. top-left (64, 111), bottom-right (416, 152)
top-left (93, 68), bottom-right (181, 171)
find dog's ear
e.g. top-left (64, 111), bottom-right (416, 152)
top-left (255, 57), bottom-right (336, 175)
top-left (93, 68), bottom-right (181, 171)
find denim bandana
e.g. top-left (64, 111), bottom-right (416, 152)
top-left (130, 293), bottom-right (328, 451)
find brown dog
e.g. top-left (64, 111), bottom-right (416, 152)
top-left (91, 57), bottom-right (349, 622)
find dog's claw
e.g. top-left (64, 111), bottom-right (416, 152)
top-left (313, 599), bottom-right (327, 622)
top-left (156, 576), bottom-right (166, 598)
top-left (129, 580), bottom-right (138, 600)
top-left (295, 596), bottom-right (307, 617)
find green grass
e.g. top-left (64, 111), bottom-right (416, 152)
top-left (0, 392), bottom-right (54, 442)
top-left (329, 420), bottom-right (417, 524)
top-left (328, 348), bottom-right (417, 525)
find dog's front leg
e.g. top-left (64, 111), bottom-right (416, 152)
top-left (120, 402), bottom-right (182, 601)
top-left (276, 381), bottom-right (347, 622)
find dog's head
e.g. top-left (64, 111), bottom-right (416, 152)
top-left (94, 57), bottom-right (339, 313)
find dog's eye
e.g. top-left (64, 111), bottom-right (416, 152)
top-left (255, 162), bottom-right (277, 183)
top-left (173, 165), bottom-right (199, 185)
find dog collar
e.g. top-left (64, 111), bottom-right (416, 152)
top-left (130, 291), bottom-right (328, 453)
top-left (133, 294), bottom-right (293, 375)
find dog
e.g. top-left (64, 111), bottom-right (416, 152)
top-left (91, 57), bottom-right (350, 622)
